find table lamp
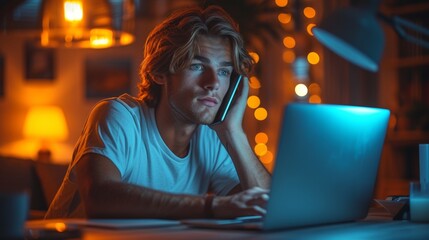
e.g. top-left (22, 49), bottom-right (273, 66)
top-left (23, 106), bottom-right (69, 162)
top-left (312, 1), bottom-right (429, 72)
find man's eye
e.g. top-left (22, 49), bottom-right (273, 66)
top-left (190, 64), bottom-right (204, 71)
top-left (218, 69), bottom-right (231, 77)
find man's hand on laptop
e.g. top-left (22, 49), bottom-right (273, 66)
top-left (212, 187), bottom-right (269, 219)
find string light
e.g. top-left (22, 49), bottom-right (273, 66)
top-left (249, 52), bottom-right (260, 64)
top-left (249, 76), bottom-right (261, 89)
top-left (255, 132), bottom-right (268, 144)
top-left (259, 150), bottom-right (274, 164)
top-left (254, 143), bottom-right (268, 156)
top-left (303, 7), bottom-right (316, 19)
top-left (307, 52), bottom-right (320, 65)
top-left (309, 95), bottom-right (322, 103)
top-left (295, 83), bottom-right (308, 97)
top-left (307, 23), bottom-right (316, 36)
top-left (275, 0), bottom-right (288, 7)
top-left (282, 50), bottom-right (296, 63)
top-left (278, 13), bottom-right (292, 24)
top-left (254, 107), bottom-right (268, 121)
top-left (283, 36), bottom-right (296, 48)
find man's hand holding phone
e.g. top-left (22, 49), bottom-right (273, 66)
top-left (211, 72), bottom-right (248, 132)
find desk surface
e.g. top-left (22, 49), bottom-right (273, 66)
top-left (78, 221), bottom-right (429, 240)
top-left (26, 209), bottom-right (429, 240)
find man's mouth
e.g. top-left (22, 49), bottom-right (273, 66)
top-left (197, 96), bottom-right (219, 107)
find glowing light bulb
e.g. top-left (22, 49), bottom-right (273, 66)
top-left (295, 84), bottom-right (308, 97)
top-left (255, 132), bottom-right (268, 144)
top-left (283, 36), bottom-right (296, 49)
top-left (307, 52), bottom-right (320, 65)
top-left (254, 107), bottom-right (268, 121)
top-left (247, 95), bottom-right (261, 109)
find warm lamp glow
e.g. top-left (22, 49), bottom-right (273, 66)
top-left (41, 0), bottom-right (135, 48)
top-left (90, 28), bottom-right (113, 48)
top-left (64, 0), bottom-right (83, 22)
top-left (23, 106), bottom-right (69, 141)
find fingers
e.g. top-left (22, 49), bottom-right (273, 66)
top-left (240, 187), bottom-right (270, 216)
top-left (212, 187), bottom-right (270, 218)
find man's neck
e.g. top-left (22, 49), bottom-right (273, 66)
top-left (154, 103), bottom-right (197, 158)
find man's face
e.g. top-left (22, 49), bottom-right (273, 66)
top-left (164, 35), bottom-right (233, 125)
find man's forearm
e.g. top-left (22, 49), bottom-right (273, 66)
top-left (217, 129), bottom-right (271, 190)
top-left (82, 181), bottom-right (206, 219)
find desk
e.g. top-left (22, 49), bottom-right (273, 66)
top-left (26, 209), bottom-right (429, 239)
top-left (75, 221), bottom-right (428, 240)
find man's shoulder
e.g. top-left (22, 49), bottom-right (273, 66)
top-left (95, 94), bottom-right (147, 113)
top-left (89, 94), bottom-right (151, 124)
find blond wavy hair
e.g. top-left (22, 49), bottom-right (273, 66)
top-left (138, 5), bottom-right (254, 107)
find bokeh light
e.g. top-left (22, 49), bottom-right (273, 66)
top-left (259, 150), bottom-right (274, 164)
top-left (282, 50), bottom-right (296, 63)
top-left (249, 76), bottom-right (261, 89)
top-left (247, 95), bottom-right (261, 109)
top-left (283, 36), bottom-right (296, 48)
top-left (295, 83), bottom-right (308, 97)
top-left (307, 23), bottom-right (316, 36)
top-left (254, 107), bottom-right (268, 121)
top-left (308, 83), bottom-right (321, 95)
top-left (254, 143), bottom-right (268, 156)
top-left (307, 52), bottom-right (320, 65)
top-left (275, 0), bottom-right (288, 7)
top-left (303, 7), bottom-right (316, 18)
top-left (309, 94), bottom-right (322, 103)
top-left (249, 52), bottom-right (260, 64)
top-left (255, 132), bottom-right (268, 144)
top-left (278, 13), bottom-right (292, 24)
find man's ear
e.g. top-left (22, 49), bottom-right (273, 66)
top-left (152, 73), bottom-right (167, 85)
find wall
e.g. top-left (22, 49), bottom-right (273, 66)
top-left (0, 19), bottom-right (157, 163)
top-left (0, 16), bottom-right (296, 167)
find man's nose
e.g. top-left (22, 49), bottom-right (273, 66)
top-left (203, 70), bottom-right (220, 90)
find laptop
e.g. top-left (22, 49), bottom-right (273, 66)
top-left (182, 103), bottom-right (390, 231)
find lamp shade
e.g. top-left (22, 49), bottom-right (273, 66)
top-left (40, 0), bottom-right (135, 48)
top-left (23, 106), bottom-right (69, 141)
top-left (312, 7), bottom-right (384, 72)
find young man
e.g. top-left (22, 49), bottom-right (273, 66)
top-left (46, 5), bottom-right (270, 219)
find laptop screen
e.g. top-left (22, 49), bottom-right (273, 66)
top-left (264, 103), bottom-right (390, 230)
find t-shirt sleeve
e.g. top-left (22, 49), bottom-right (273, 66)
top-left (71, 99), bottom-right (140, 178)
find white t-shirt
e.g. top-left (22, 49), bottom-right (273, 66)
top-left (46, 94), bottom-right (239, 218)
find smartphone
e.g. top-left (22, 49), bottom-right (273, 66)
top-left (211, 71), bottom-right (243, 125)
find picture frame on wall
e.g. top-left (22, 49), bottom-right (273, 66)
top-left (25, 42), bottom-right (55, 80)
top-left (0, 55), bottom-right (4, 97)
top-left (85, 58), bottom-right (132, 99)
